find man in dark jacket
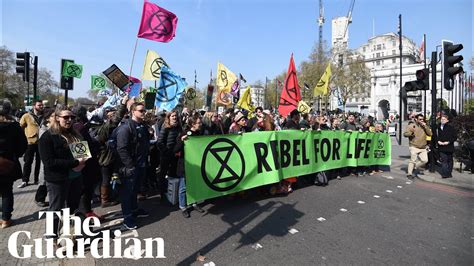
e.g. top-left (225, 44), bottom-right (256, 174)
top-left (0, 99), bottom-right (27, 228)
top-left (116, 102), bottom-right (150, 230)
top-left (436, 114), bottom-right (457, 178)
top-left (284, 109), bottom-right (301, 130)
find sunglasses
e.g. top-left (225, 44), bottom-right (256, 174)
top-left (59, 115), bottom-right (75, 120)
top-left (134, 109), bottom-right (146, 113)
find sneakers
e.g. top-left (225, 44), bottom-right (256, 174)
top-left (407, 174), bottom-right (414, 180)
top-left (17, 182), bottom-right (27, 188)
top-left (121, 221), bottom-right (137, 230)
top-left (133, 209), bottom-right (149, 218)
top-left (101, 201), bottom-right (119, 208)
top-left (86, 211), bottom-right (104, 221)
top-left (36, 201), bottom-right (48, 207)
top-left (137, 193), bottom-right (148, 201)
top-left (182, 209), bottom-right (190, 218)
top-left (1, 219), bottom-right (12, 229)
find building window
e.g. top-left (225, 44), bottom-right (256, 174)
top-left (392, 50), bottom-right (396, 55)
top-left (376, 60), bottom-right (381, 66)
top-left (392, 58), bottom-right (396, 63)
top-left (377, 44), bottom-right (382, 50)
top-left (363, 47), bottom-right (366, 52)
top-left (392, 41), bottom-right (396, 47)
top-left (382, 52), bottom-right (384, 57)
top-left (376, 53), bottom-right (380, 58)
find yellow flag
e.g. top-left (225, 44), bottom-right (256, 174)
top-left (313, 63), bottom-right (331, 96)
top-left (237, 85), bottom-right (255, 112)
top-left (216, 62), bottom-right (237, 93)
top-left (297, 101), bottom-right (311, 114)
top-left (142, 50), bottom-right (168, 80)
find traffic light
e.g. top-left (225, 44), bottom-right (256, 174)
top-left (442, 40), bottom-right (463, 91)
top-left (403, 68), bottom-right (429, 92)
top-left (60, 59), bottom-right (74, 90)
top-left (16, 52), bottom-right (30, 82)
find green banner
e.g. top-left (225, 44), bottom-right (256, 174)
top-left (91, 75), bottom-right (106, 91)
top-left (184, 130), bottom-right (391, 204)
top-left (62, 61), bottom-right (83, 78)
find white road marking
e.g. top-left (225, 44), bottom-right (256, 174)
top-left (252, 243), bottom-right (263, 250)
top-left (397, 185), bottom-right (403, 188)
top-left (317, 217), bottom-right (326, 222)
top-left (373, 195), bottom-right (380, 198)
top-left (386, 190), bottom-right (393, 193)
top-left (340, 208), bottom-right (348, 212)
top-left (357, 201), bottom-right (365, 204)
top-left (288, 228), bottom-right (299, 234)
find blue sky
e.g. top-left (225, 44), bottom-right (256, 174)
top-left (2, 0), bottom-right (472, 99)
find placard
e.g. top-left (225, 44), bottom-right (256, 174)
top-left (102, 64), bottom-right (132, 91)
top-left (69, 141), bottom-right (92, 159)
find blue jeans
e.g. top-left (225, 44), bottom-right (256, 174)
top-left (120, 167), bottom-right (144, 225)
top-left (178, 177), bottom-right (186, 209)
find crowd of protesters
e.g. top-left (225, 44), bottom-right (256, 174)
top-left (0, 96), bottom-right (462, 236)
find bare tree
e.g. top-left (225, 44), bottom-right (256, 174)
top-left (332, 52), bottom-right (371, 110)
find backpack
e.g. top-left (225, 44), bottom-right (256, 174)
top-left (102, 121), bottom-right (137, 167)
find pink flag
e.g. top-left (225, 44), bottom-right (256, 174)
top-left (137, 0), bottom-right (178, 43)
top-left (419, 38), bottom-right (425, 62)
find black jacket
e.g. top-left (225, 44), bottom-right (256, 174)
top-left (204, 123), bottom-right (224, 135)
top-left (157, 125), bottom-right (181, 156)
top-left (116, 118), bottom-right (150, 170)
top-left (284, 119), bottom-right (300, 130)
top-left (38, 130), bottom-right (80, 182)
top-left (0, 120), bottom-right (27, 183)
top-left (174, 129), bottom-right (201, 177)
top-left (436, 123), bottom-right (457, 153)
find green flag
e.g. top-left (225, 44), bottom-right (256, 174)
top-left (184, 130), bottom-right (391, 204)
top-left (91, 75), bottom-right (106, 91)
top-left (62, 61), bottom-right (83, 78)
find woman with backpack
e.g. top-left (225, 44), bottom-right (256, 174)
top-left (0, 99), bottom-right (27, 228)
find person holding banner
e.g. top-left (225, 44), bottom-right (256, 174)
top-left (174, 116), bottom-right (206, 218)
top-left (39, 106), bottom-right (87, 240)
top-left (202, 112), bottom-right (224, 135)
top-left (284, 109), bottom-right (301, 130)
top-left (229, 112), bottom-right (248, 134)
top-left (157, 111), bottom-right (182, 201)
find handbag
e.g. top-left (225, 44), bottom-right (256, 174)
top-left (0, 156), bottom-right (15, 176)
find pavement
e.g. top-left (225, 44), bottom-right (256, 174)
top-left (390, 124), bottom-right (474, 191)
top-left (0, 132), bottom-right (472, 265)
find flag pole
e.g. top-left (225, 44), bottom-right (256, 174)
top-left (128, 38), bottom-right (139, 86)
